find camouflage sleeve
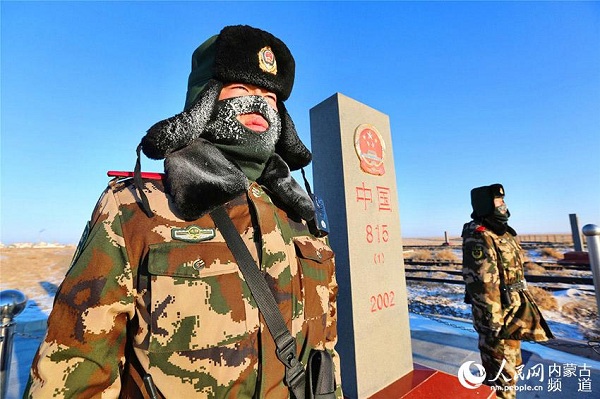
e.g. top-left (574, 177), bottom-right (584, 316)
top-left (462, 233), bottom-right (503, 335)
top-left (24, 186), bottom-right (135, 398)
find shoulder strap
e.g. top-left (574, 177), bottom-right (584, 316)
top-left (134, 143), bottom-right (155, 218)
top-left (489, 235), bottom-right (512, 307)
top-left (209, 205), bottom-right (306, 399)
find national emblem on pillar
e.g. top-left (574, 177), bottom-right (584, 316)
top-left (354, 124), bottom-right (386, 176)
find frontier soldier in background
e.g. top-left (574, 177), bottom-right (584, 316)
top-left (462, 184), bottom-right (553, 398)
top-left (25, 25), bottom-right (342, 398)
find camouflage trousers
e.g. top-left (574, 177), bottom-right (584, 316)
top-left (478, 335), bottom-right (522, 399)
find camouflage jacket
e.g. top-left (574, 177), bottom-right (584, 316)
top-left (25, 177), bottom-right (342, 398)
top-left (461, 221), bottom-right (553, 341)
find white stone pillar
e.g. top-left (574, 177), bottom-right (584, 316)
top-left (310, 93), bottom-right (412, 398)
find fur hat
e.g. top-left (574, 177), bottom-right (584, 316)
top-left (140, 25), bottom-right (311, 171)
top-left (185, 25), bottom-right (295, 110)
top-left (470, 183), bottom-right (505, 218)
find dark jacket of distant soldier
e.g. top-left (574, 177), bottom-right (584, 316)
top-left (25, 25), bottom-right (343, 399)
top-left (462, 183), bottom-right (552, 397)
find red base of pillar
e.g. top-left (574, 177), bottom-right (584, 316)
top-left (367, 364), bottom-right (495, 399)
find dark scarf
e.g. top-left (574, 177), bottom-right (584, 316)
top-left (164, 137), bottom-right (314, 221)
top-left (480, 216), bottom-right (517, 236)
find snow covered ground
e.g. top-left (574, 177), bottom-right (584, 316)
top-left (407, 282), bottom-right (597, 342)
top-left (405, 244), bottom-right (599, 342)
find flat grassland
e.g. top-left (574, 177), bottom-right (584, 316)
top-left (1, 246), bottom-right (76, 305)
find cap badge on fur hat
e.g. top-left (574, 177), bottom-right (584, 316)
top-left (490, 183), bottom-right (505, 197)
top-left (259, 46), bottom-right (277, 75)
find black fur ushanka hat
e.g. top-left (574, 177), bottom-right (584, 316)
top-left (140, 25), bottom-right (311, 171)
top-left (185, 25), bottom-right (295, 109)
top-left (470, 183), bottom-right (505, 218)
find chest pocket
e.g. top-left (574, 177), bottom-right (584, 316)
top-left (496, 237), bottom-right (524, 285)
top-left (147, 241), bottom-right (250, 353)
top-left (294, 237), bottom-right (335, 320)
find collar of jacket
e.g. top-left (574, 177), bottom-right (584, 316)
top-left (163, 137), bottom-right (315, 222)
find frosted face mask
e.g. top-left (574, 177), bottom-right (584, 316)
top-left (493, 197), bottom-right (510, 223)
top-left (203, 95), bottom-right (281, 165)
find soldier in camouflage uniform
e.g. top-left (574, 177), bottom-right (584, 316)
top-left (462, 184), bottom-right (552, 399)
top-left (25, 25), bottom-right (342, 398)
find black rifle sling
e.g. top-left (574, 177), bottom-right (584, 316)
top-left (491, 237), bottom-right (512, 308)
top-left (210, 205), bottom-right (306, 399)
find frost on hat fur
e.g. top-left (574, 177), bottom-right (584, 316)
top-left (140, 25), bottom-right (311, 170)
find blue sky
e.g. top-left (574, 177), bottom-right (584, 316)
top-left (1, 1), bottom-right (599, 244)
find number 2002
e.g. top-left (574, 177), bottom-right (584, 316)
top-left (370, 291), bottom-right (396, 312)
